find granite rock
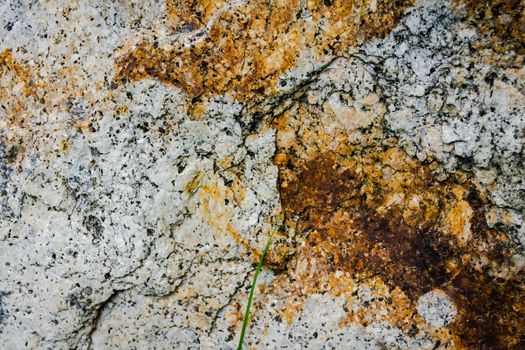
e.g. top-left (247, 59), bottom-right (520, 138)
top-left (1, 0), bottom-right (524, 349)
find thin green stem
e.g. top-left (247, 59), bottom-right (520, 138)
top-left (237, 223), bottom-right (280, 350)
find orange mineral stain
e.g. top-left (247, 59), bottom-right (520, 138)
top-left (260, 95), bottom-right (525, 349)
top-left (116, 0), bottom-right (415, 106)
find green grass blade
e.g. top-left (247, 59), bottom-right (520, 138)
top-left (237, 224), bottom-right (279, 350)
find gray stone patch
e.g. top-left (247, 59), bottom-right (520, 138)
top-left (0, 137), bottom-right (14, 220)
top-left (416, 290), bottom-right (457, 328)
top-left (0, 291), bottom-right (9, 330)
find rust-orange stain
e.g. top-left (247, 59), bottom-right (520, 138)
top-left (265, 110), bottom-right (525, 350)
top-left (0, 49), bottom-right (39, 98)
top-left (115, 0), bottom-right (525, 109)
top-left (0, 49), bottom-right (40, 165)
top-left (0, 49), bottom-right (40, 127)
top-left (115, 0), bottom-right (415, 105)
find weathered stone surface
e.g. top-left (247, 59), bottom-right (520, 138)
top-left (1, 0), bottom-right (524, 349)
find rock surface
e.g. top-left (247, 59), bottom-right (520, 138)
top-left (0, 0), bottom-right (524, 349)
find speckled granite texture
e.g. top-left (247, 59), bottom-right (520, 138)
top-left (1, 0), bottom-right (524, 349)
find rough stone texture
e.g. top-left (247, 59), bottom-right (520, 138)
top-left (417, 290), bottom-right (457, 329)
top-left (0, 0), bottom-right (524, 349)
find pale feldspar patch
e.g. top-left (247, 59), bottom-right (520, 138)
top-left (417, 290), bottom-right (457, 329)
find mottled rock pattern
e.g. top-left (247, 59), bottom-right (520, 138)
top-left (1, 0), bottom-right (524, 349)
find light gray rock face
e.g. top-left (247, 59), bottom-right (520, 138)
top-left (0, 2), bottom-right (278, 349)
top-left (1, 0), bottom-right (524, 349)
top-left (416, 290), bottom-right (457, 329)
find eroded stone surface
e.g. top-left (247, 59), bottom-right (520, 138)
top-left (1, 0), bottom-right (524, 349)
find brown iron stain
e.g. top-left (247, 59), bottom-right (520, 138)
top-left (456, 0), bottom-right (525, 56)
top-left (115, 0), bottom-right (414, 105)
top-left (275, 145), bottom-right (525, 349)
